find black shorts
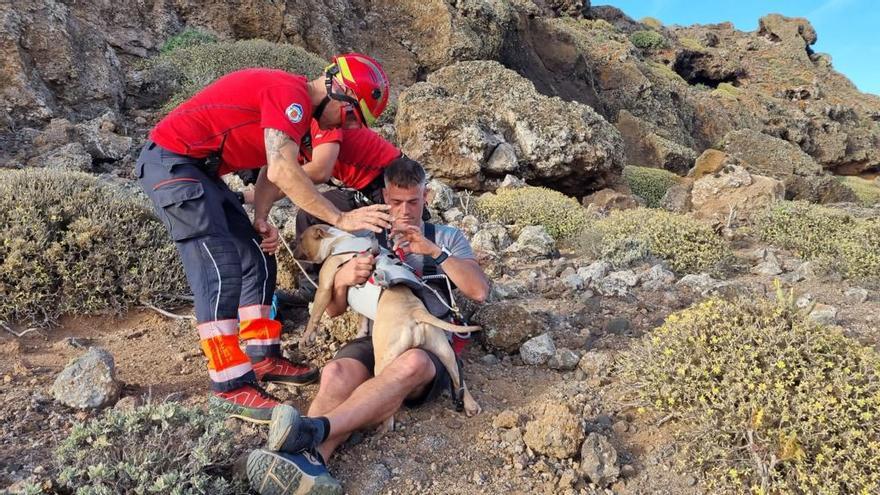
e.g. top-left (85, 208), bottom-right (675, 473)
top-left (333, 336), bottom-right (451, 408)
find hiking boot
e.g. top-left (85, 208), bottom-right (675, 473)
top-left (267, 404), bottom-right (326, 454)
top-left (253, 356), bottom-right (319, 386)
top-left (209, 383), bottom-right (280, 424)
top-left (247, 448), bottom-right (342, 495)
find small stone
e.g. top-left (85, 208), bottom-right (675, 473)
top-left (486, 142), bottom-right (519, 174)
top-left (604, 318), bottom-right (631, 335)
top-left (612, 420), bottom-right (629, 435)
top-left (562, 273), bottom-right (585, 291)
top-left (481, 354), bottom-right (501, 365)
top-left (520, 333), bottom-right (556, 366)
top-left (427, 179), bottom-right (455, 211)
top-left (498, 174), bottom-right (527, 189)
top-left (808, 303), bottom-right (838, 326)
top-left (578, 350), bottom-right (614, 377)
top-left (547, 348), bottom-right (581, 371)
top-left (844, 287), bottom-right (869, 304)
top-left (442, 207), bottom-right (464, 223)
top-left (795, 293), bottom-right (814, 309)
top-left (113, 395), bottom-right (142, 412)
top-left (52, 347), bottom-right (120, 409)
top-left (595, 270), bottom-right (638, 297)
top-left (578, 261), bottom-right (611, 285)
top-left (523, 403), bottom-right (584, 459)
top-left (505, 225), bottom-right (557, 259)
top-left (751, 251), bottom-right (783, 276)
top-left (676, 273), bottom-right (719, 294)
top-left (580, 432), bottom-right (620, 487)
top-left (639, 264), bottom-right (676, 290)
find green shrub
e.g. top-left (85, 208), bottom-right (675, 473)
top-left (837, 176), bottom-right (880, 206)
top-left (160, 28), bottom-right (218, 54)
top-left (630, 30), bottom-right (666, 50)
top-left (678, 37), bottom-right (705, 51)
top-left (475, 186), bottom-right (591, 241)
top-left (757, 201), bottom-right (880, 282)
top-left (56, 402), bottom-right (246, 495)
top-left (712, 82), bottom-right (741, 99)
top-left (622, 165), bottom-right (680, 208)
top-left (0, 169), bottom-right (187, 327)
top-left (640, 16), bottom-right (664, 30)
top-left (147, 39), bottom-right (327, 110)
top-left (579, 208), bottom-right (732, 274)
top-left (622, 289), bottom-right (880, 494)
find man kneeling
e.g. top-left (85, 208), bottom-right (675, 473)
top-left (247, 158), bottom-right (490, 494)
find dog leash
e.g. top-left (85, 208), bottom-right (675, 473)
top-left (270, 219), bottom-right (319, 289)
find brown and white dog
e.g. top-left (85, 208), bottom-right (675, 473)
top-left (295, 224), bottom-right (482, 426)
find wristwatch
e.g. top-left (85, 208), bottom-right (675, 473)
top-left (432, 246), bottom-right (451, 265)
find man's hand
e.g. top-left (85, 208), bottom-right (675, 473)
top-left (391, 224), bottom-right (441, 258)
top-left (335, 204), bottom-right (393, 234)
top-left (334, 253), bottom-right (375, 288)
top-left (253, 218), bottom-right (280, 254)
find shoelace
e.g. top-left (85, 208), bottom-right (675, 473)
top-left (249, 383), bottom-right (282, 403)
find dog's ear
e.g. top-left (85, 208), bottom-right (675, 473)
top-left (315, 225), bottom-right (332, 239)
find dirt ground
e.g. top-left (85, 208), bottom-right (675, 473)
top-left (2, 243), bottom-right (878, 494)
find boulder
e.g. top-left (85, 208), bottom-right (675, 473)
top-left (690, 165), bottom-right (785, 223)
top-left (396, 60), bottom-right (624, 196)
top-left (615, 110), bottom-right (697, 175)
top-left (473, 302), bottom-right (543, 354)
top-left (719, 129), bottom-right (855, 203)
top-left (690, 149), bottom-right (735, 179)
top-left (659, 179), bottom-right (693, 213)
top-left (52, 347), bottom-right (120, 409)
top-left (582, 188), bottom-right (639, 211)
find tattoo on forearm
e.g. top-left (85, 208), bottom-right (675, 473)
top-left (264, 128), bottom-right (292, 163)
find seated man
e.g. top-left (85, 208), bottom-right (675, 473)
top-left (247, 157), bottom-right (490, 494)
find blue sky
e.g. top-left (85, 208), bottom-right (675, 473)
top-left (600, 1), bottom-right (879, 95)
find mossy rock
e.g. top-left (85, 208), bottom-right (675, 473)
top-left (623, 290), bottom-right (880, 493)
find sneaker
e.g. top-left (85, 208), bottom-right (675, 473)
top-left (209, 383), bottom-right (280, 424)
top-left (253, 356), bottom-right (320, 386)
top-left (267, 404), bottom-right (325, 454)
top-left (247, 448), bottom-right (342, 495)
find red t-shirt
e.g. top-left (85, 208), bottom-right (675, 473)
top-left (150, 69), bottom-right (312, 176)
top-left (302, 120), bottom-right (400, 190)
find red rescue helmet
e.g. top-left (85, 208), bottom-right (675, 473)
top-left (320, 53), bottom-right (390, 127)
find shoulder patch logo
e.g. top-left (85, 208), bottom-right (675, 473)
top-left (285, 103), bottom-right (304, 124)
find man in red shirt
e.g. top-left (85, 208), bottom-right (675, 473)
top-left (135, 54), bottom-right (393, 427)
